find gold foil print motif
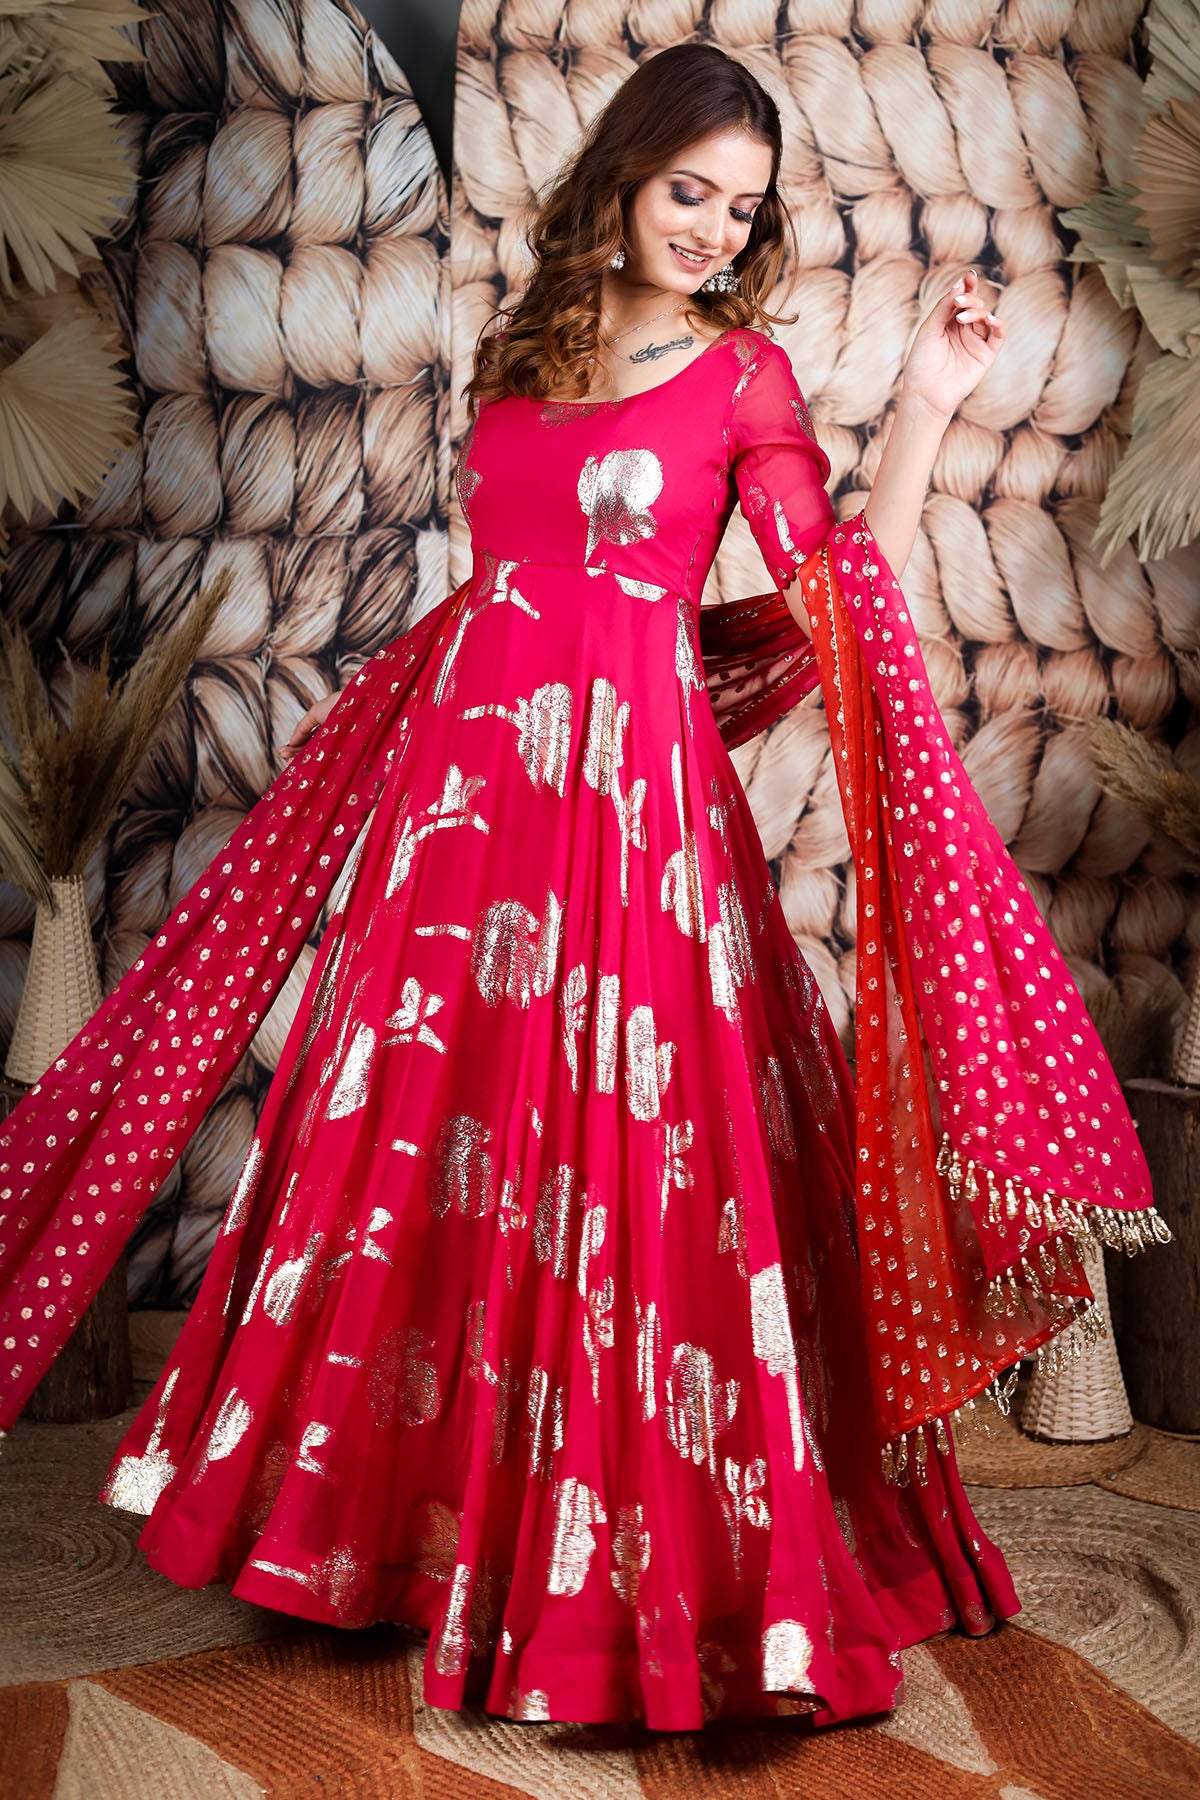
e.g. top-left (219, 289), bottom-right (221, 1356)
top-left (427, 1113), bottom-right (496, 1219)
top-left (262, 1231), bottom-right (323, 1324)
top-left (675, 593), bottom-right (704, 694)
top-left (661, 743), bottom-right (706, 940)
top-left (577, 1199), bottom-right (614, 1397)
top-left (659, 1118), bottom-right (694, 1230)
top-left (454, 416), bottom-right (480, 512)
top-left (432, 1561), bottom-right (474, 1676)
top-left (460, 682), bottom-right (573, 795)
top-left (360, 1207), bottom-right (393, 1265)
top-left (789, 1015), bottom-right (840, 1127)
top-left (583, 678), bottom-right (647, 906)
top-left (105, 1367), bottom-right (180, 1514)
top-left (708, 924), bottom-right (737, 1023)
top-left (577, 448), bottom-right (664, 561)
top-left (407, 1496), bottom-right (460, 1579)
top-left (625, 1004), bottom-right (675, 1122)
top-left (223, 1137), bottom-right (264, 1237)
top-left (472, 887), bottom-right (564, 1009)
top-left (533, 1162), bottom-right (581, 1278)
top-left (387, 765), bottom-right (490, 898)
top-left (584, 1277), bottom-right (615, 1401)
top-left (325, 1022), bottom-right (375, 1120)
top-left (433, 553), bottom-right (539, 708)
top-left (708, 883), bottom-right (754, 1025)
top-left (382, 977), bottom-right (447, 1055)
top-left (718, 884), bottom-right (753, 986)
top-left (663, 1342), bottom-right (740, 1471)
top-left (749, 1263), bottom-right (806, 1471)
top-left (762, 1619), bottom-right (814, 1690)
top-left (192, 1386), bottom-right (253, 1484)
top-left (594, 972), bottom-right (621, 1094)
top-left (635, 1296), bottom-right (661, 1421)
top-left (367, 1324), bottom-right (442, 1429)
top-left (524, 1364), bottom-right (565, 1478)
top-left (547, 1476), bottom-right (607, 1596)
top-left (561, 962), bottom-right (589, 1092)
top-left (615, 574), bottom-right (668, 601)
top-left (247, 1545), bottom-right (372, 1622)
top-left (759, 1055), bottom-right (797, 1161)
top-left (720, 1455), bottom-right (771, 1577)
top-left (610, 1503), bottom-right (651, 1606)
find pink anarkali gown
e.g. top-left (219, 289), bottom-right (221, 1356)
top-left (12, 328), bottom-right (1020, 1729)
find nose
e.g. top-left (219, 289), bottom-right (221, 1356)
top-left (694, 216), bottom-right (731, 253)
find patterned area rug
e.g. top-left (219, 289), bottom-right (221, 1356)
top-left (1, 1318), bottom-right (1198, 1798)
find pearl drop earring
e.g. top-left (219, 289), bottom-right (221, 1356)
top-left (609, 248), bottom-right (626, 271)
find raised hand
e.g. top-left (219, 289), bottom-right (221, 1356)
top-left (278, 690), bottom-right (338, 762)
top-left (900, 268), bottom-right (1007, 420)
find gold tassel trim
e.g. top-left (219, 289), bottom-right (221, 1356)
top-left (935, 1131), bottom-right (1173, 1274)
top-left (879, 1297), bottom-right (1112, 1484)
top-left (878, 1134), bottom-right (1171, 1481)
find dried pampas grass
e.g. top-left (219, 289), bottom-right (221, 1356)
top-left (1081, 712), bottom-right (1200, 872)
top-left (0, 743), bottom-right (50, 905)
top-left (0, 566), bottom-right (231, 894)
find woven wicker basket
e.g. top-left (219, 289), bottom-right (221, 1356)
top-left (4, 874), bottom-right (102, 1086)
top-left (1020, 1240), bottom-right (1134, 1444)
top-left (1173, 974), bottom-right (1200, 1088)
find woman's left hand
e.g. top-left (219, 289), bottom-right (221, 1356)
top-left (899, 268), bottom-right (1006, 420)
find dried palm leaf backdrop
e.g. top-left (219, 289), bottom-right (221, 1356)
top-left (448, 0), bottom-right (1200, 1058)
top-left (2, 0), bottom-right (1198, 1309)
top-left (0, 0), bottom-right (449, 1304)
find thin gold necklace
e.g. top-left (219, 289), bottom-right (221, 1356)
top-left (602, 300), bottom-right (687, 351)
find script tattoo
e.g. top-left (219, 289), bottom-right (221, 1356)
top-left (627, 334), bottom-right (695, 365)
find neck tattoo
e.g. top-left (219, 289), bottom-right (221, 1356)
top-left (627, 333), bottom-right (695, 365)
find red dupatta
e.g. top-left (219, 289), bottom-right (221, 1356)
top-left (0, 332), bottom-right (1171, 1484)
top-left (700, 510), bottom-right (1171, 1480)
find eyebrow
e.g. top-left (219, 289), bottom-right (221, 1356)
top-left (669, 168), bottom-right (766, 200)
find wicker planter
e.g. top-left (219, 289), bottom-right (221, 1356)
top-left (1019, 1239), bottom-right (1133, 1445)
top-left (4, 872), bottom-right (131, 1421)
top-left (5, 874), bottom-right (102, 1087)
top-left (1172, 972), bottom-right (1200, 1089)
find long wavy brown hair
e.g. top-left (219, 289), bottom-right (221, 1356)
top-left (465, 44), bottom-right (798, 415)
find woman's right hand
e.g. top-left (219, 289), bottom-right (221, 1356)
top-left (278, 691), bottom-right (338, 762)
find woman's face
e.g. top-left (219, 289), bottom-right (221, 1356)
top-left (623, 128), bottom-right (774, 295)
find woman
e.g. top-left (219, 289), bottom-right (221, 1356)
top-left (0, 44), bottom-right (1167, 1730)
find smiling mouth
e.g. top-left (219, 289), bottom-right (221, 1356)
top-left (670, 245), bottom-right (710, 266)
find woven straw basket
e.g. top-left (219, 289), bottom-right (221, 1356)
top-left (1020, 1239), bottom-right (1134, 1445)
top-left (5, 875), bottom-right (102, 1087)
top-left (1173, 978), bottom-right (1200, 1088)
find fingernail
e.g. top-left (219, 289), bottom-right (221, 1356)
top-left (955, 309), bottom-right (973, 321)
top-left (952, 277), bottom-right (965, 293)
top-left (985, 312), bottom-right (999, 325)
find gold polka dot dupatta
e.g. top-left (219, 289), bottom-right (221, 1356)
top-left (0, 584), bottom-right (468, 1434)
top-left (703, 514), bottom-right (1172, 1481)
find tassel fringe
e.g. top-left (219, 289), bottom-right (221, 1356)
top-left (879, 1135), bottom-right (1172, 1485)
top-left (935, 1131), bottom-right (1173, 1261)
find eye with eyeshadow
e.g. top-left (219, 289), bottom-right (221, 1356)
top-left (669, 183), bottom-right (754, 225)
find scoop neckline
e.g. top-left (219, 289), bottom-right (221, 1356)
top-left (534, 328), bottom-right (741, 409)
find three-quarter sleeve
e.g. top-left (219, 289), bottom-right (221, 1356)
top-left (728, 338), bottom-right (834, 585)
top-left (698, 338), bottom-right (835, 750)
